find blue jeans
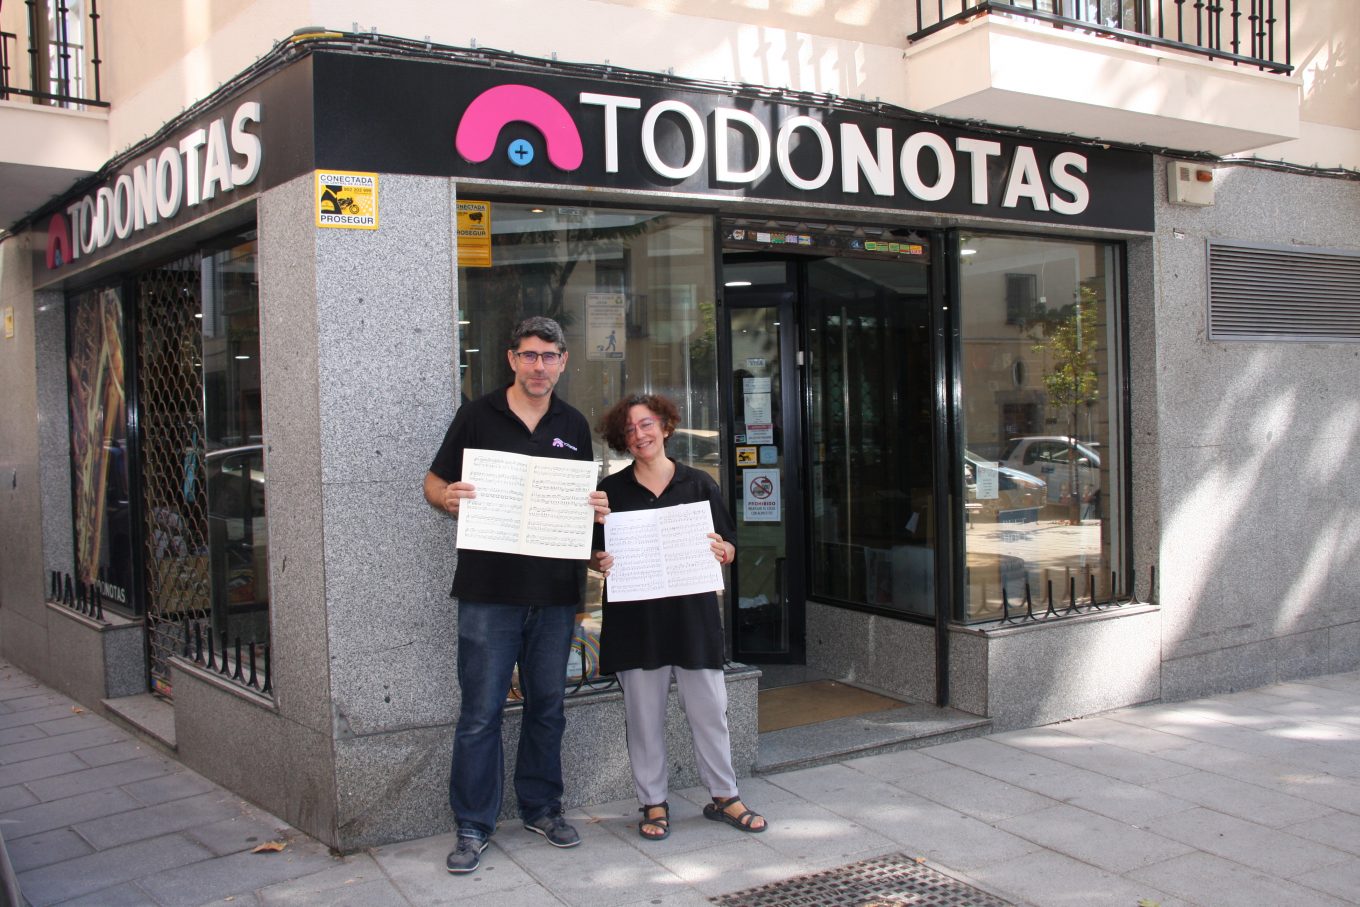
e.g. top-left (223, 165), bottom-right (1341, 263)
top-left (450, 601), bottom-right (576, 836)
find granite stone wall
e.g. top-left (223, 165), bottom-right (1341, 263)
top-left (1148, 159), bottom-right (1360, 698)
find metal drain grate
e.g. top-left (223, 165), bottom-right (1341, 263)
top-left (710, 852), bottom-right (1013, 907)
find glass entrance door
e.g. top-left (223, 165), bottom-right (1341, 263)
top-left (722, 247), bottom-right (939, 667)
top-left (724, 260), bottom-right (804, 663)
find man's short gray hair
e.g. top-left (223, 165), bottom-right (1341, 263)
top-left (509, 316), bottom-right (567, 352)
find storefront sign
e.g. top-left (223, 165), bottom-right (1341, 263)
top-left (315, 170), bottom-right (378, 228)
top-left (46, 100), bottom-right (263, 269)
top-left (456, 200), bottom-right (492, 267)
top-left (310, 53), bottom-right (1153, 232)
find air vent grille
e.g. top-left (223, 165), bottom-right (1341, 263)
top-left (1208, 241), bottom-right (1360, 342)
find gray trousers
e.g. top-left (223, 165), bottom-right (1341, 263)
top-left (616, 666), bottom-right (739, 806)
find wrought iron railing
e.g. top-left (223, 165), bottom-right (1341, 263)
top-left (49, 570), bottom-right (109, 622)
top-left (994, 564), bottom-right (1157, 626)
top-left (182, 620), bottom-right (273, 696)
top-left (0, 0), bottom-right (106, 107)
top-left (909, 1), bottom-right (1292, 74)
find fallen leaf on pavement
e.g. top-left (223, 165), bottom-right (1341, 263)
top-left (252, 841), bottom-right (288, 853)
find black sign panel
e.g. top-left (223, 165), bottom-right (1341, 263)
top-left (313, 51), bottom-right (1152, 232)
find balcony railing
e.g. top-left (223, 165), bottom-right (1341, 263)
top-left (909, 1), bottom-right (1292, 74)
top-left (0, 0), bottom-right (106, 108)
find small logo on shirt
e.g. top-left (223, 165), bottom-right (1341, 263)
top-left (552, 438), bottom-right (578, 451)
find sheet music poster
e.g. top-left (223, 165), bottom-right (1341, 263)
top-left (604, 502), bottom-right (724, 603)
top-left (456, 449), bottom-right (598, 560)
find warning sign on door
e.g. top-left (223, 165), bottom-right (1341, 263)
top-left (315, 170), bottom-right (378, 229)
top-left (743, 469), bottom-right (780, 522)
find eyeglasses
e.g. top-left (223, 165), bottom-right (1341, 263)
top-left (625, 418), bottom-right (659, 436)
top-left (512, 350), bottom-right (563, 365)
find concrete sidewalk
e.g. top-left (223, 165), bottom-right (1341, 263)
top-left (1, 659), bottom-right (1358, 907)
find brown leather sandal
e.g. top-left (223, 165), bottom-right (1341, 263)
top-left (638, 802), bottom-right (670, 840)
top-left (703, 796), bottom-right (766, 833)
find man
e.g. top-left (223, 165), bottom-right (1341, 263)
top-left (424, 316), bottom-right (608, 875)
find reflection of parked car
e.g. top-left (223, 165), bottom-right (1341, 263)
top-left (1002, 436), bottom-right (1100, 511)
top-left (964, 449), bottom-right (1046, 523)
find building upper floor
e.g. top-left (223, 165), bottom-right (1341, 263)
top-left (2, 0), bottom-right (1356, 233)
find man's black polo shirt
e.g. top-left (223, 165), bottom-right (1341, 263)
top-left (429, 386), bottom-right (596, 607)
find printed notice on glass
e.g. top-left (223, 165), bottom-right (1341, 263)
top-left (456, 449), bottom-right (598, 560)
top-left (604, 502), bottom-right (724, 602)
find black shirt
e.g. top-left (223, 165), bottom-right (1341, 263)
top-left (429, 386), bottom-right (596, 606)
top-left (594, 460), bottom-right (735, 673)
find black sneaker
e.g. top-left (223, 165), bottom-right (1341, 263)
top-left (445, 832), bottom-right (489, 874)
top-left (522, 813), bottom-right (581, 848)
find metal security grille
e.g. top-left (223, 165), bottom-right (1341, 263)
top-left (1208, 241), bottom-right (1360, 342)
top-left (710, 853), bottom-right (1013, 907)
top-left (136, 255), bottom-right (208, 699)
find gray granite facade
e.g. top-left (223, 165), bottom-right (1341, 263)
top-left (0, 233), bottom-right (52, 681)
top-left (1146, 159), bottom-right (1360, 700)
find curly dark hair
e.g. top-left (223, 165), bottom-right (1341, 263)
top-left (597, 393), bottom-right (680, 453)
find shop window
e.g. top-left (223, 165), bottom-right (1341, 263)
top-left (200, 236), bottom-right (268, 652)
top-left (66, 285), bottom-right (134, 614)
top-left (457, 202), bottom-right (719, 693)
top-left (958, 233), bottom-right (1125, 622)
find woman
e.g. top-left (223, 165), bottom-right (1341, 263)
top-left (590, 393), bottom-right (767, 841)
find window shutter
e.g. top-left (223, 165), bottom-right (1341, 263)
top-left (1208, 241), bottom-right (1360, 342)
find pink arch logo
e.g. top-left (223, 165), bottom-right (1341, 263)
top-left (455, 84), bottom-right (584, 171)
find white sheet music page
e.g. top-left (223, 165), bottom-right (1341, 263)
top-left (456, 449), bottom-right (597, 560)
top-left (604, 501), bottom-right (723, 602)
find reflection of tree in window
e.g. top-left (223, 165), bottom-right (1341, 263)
top-left (1032, 285), bottom-right (1100, 524)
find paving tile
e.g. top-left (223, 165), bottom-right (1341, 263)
top-left (0, 725), bottom-right (48, 745)
top-left (969, 850), bottom-right (1191, 907)
top-left (16, 832), bottom-right (214, 907)
top-left (1056, 715), bottom-right (1201, 755)
top-left (507, 822), bottom-right (686, 907)
top-left (648, 835), bottom-right (816, 898)
top-left (23, 755), bottom-right (179, 802)
top-left (122, 767), bottom-right (219, 806)
top-left (1147, 768), bottom-right (1338, 828)
top-left (995, 803), bottom-right (1193, 874)
top-left (0, 752), bottom-right (87, 789)
top-left (0, 783), bottom-right (38, 812)
top-left (1144, 806), bottom-right (1352, 878)
top-left (992, 728), bottom-right (1198, 786)
top-left (841, 748), bottom-right (957, 786)
top-left (0, 704), bottom-right (77, 731)
top-left (1290, 856), bottom-right (1360, 903)
top-left (611, 891), bottom-right (716, 907)
top-left (0, 725), bottom-right (126, 765)
top-left (33, 712), bottom-right (116, 737)
top-left (848, 788), bottom-right (1044, 873)
top-left (1127, 851), bottom-right (1352, 907)
top-left (996, 760), bottom-right (1198, 827)
top-left (75, 790), bottom-right (253, 849)
top-left (0, 693), bottom-right (69, 713)
top-left (1, 826), bottom-right (94, 873)
top-left (185, 809), bottom-right (298, 857)
top-left (138, 843), bottom-right (344, 907)
top-left (254, 855), bottom-right (410, 907)
top-left (1284, 809), bottom-right (1360, 856)
top-left (56, 882), bottom-right (161, 906)
top-left (732, 798), bottom-right (895, 870)
top-left (74, 740), bottom-right (155, 768)
top-left (852, 760), bottom-right (1057, 824)
top-left (369, 832), bottom-right (540, 904)
top-left (921, 736), bottom-right (1074, 787)
top-left (2, 786), bottom-right (142, 840)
